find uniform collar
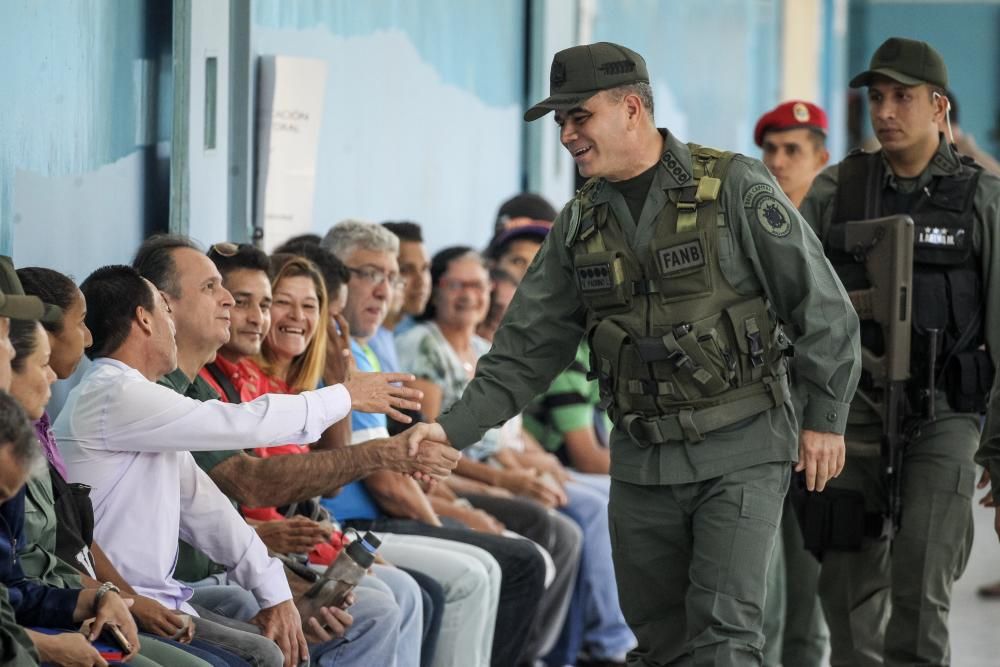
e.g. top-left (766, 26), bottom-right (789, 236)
top-left (880, 134), bottom-right (961, 190)
top-left (590, 129), bottom-right (694, 205)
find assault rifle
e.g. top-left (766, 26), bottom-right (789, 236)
top-left (830, 215), bottom-right (914, 539)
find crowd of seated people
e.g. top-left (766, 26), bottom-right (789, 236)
top-left (0, 193), bottom-right (630, 667)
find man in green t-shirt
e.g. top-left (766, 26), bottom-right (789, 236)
top-left (523, 342), bottom-right (611, 476)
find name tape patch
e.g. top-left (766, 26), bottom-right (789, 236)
top-left (916, 226), bottom-right (966, 248)
top-left (657, 239), bottom-right (706, 275)
top-left (577, 264), bottom-right (614, 291)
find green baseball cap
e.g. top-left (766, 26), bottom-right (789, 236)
top-left (849, 37), bottom-right (948, 89)
top-left (524, 42), bottom-right (649, 122)
top-left (0, 256), bottom-right (61, 323)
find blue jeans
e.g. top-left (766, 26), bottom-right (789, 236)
top-left (360, 565), bottom-right (423, 667)
top-left (551, 474), bottom-right (635, 663)
top-left (188, 575), bottom-right (262, 622)
top-left (309, 584), bottom-right (401, 666)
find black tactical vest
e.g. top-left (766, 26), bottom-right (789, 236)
top-left (827, 150), bottom-right (991, 413)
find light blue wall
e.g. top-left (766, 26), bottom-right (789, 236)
top-left (589, 0), bottom-right (782, 156)
top-left (251, 0), bottom-right (527, 253)
top-left (0, 0), bottom-right (166, 280)
top-left (848, 0), bottom-right (1000, 159)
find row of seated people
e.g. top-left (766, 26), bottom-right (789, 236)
top-left (0, 197), bottom-right (633, 667)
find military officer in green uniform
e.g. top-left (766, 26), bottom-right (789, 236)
top-left (800, 37), bottom-right (1000, 666)
top-left (409, 42), bottom-right (860, 666)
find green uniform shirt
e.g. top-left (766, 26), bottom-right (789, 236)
top-left (19, 473), bottom-right (82, 589)
top-left (522, 342), bottom-right (611, 458)
top-left (439, 130), bottom-right (861, 485)
top-left (157, 368), bottom-right (238, 582)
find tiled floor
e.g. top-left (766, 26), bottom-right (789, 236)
top-left (950, 499), bottom-right (1000, 666)
top-left (794, 497), bottom-right (1000, 666)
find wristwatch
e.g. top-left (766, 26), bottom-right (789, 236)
top-left (94, 581), bottom-right (121, 609)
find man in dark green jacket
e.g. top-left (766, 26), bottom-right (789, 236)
top-left (802, 37), bottom-right (1000, 667)
top-left (410, 42), bottom-right (860, 666)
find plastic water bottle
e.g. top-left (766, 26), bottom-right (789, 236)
top-left (304, 531), bottom-right (380, 608)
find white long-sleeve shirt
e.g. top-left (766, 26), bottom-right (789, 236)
top-left (53, 357), bottom-right (351, 613)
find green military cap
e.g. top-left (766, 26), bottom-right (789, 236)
top-left (524, 42), bottom-right (649, 122)
top-left (850, 37), bottom-right (948, 89)
top-left (0, 256), bottom-right (61, 323)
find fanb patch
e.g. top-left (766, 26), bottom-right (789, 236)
top-left (754, 196), bottom-right (792, 237)
top-left (657, 240), bottom-right (706, 275)
top-left (577, 264), bottom-right (614, 292)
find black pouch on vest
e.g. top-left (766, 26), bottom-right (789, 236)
top-left (50, 467), bottom-right (95, 566)
top-left (943, 349), bottom-right (994, 414)
top-left (790, 472), bottom-right (872, 560)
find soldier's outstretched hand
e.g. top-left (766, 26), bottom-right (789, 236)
top-left (406, 422), bottom-right (451, 456)
top-left (796, 430), bottom-right (846, 492)
top-left (343, 372), bottom-right (422, 422)
top-left (386, 426), bottom-right (461, 483)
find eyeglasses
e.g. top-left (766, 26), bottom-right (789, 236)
top-left (439, 278), bottom-right (492, 294)
top-left (208, 242), bottom-right (240, 258)
top-left (347, 266), bottom-right (406, 290)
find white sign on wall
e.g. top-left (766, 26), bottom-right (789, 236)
top-left (255, 55), bottom-right (327, 251)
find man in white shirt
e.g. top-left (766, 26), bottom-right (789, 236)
top-left (54, 264), bottom-right (420, 667)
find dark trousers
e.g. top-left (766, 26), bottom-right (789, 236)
top-left (463, 493), bottom-right (582, 661)
top-left (346, 517), bottom-right (547, 667)
top-left (400, 566), bottom-right (445, 667)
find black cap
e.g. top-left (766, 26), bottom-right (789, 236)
top-left (525, 42), bottom-right (649, 122)
top-left (850, 37), bottom-right (948, 89)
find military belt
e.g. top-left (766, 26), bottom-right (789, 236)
top-left (621, 373), bottom-right (789, 444)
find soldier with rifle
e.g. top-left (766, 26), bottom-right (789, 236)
top-left (800, 37), bottom-right (1000, 666)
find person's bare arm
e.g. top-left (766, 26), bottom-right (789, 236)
top-left (562, 428), bottom-right (611, 475)
top-left (429, 496), bottom-right (505, 534)
top-left (409, 379), bottom-right (443, 421)
top-left (311, 418), bottom-right (352, 451)
top-left (443, 473), bottom-right (513, 497)
top-left (455, 457), bottom-right (565, 508)
top-left (91, 542), bottom-right (133, 593)
top-left (91, 542), bottom-right (193, 641)
top-left (364, 471), bottom-right (441, 525)
top-left (209, 433), bottom-right (459, 508)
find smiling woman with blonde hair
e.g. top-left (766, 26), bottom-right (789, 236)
top-left (255, 254), bottom-right (329, 394)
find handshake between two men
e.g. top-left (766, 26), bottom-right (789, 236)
top-left (343, 369), bottom-right (459, 484)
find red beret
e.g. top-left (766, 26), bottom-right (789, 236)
top-left (753, 100), bottom-right (829, 147)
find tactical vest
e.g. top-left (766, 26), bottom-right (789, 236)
top-left (568, 144), bottom-right (790, 445)
top-left (828, 150), bottom-right (991, 413)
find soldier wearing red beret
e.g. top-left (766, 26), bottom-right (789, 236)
top-left (755, 101), bottom-right (830, 207)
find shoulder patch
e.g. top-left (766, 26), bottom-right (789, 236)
top-left (742, 182), bottom-right (775, 208)
top-left (662, 151), bottom-right (692, 185)
top-left (753, 195), bottom-right (792, 237)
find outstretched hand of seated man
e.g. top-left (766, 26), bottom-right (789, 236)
top-left (252, 600), bottom-right (309, 667)
top-left (343, 372), bottom-right (423, 423)
top-left (796, 429), bottom-right (846, 492)
top-left (384, 426), bottom-right (460, 485)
